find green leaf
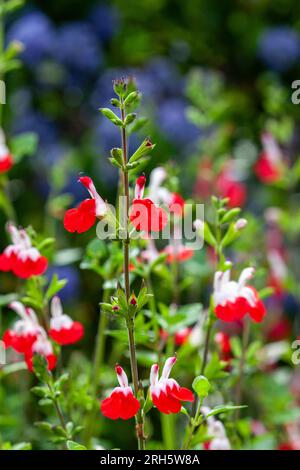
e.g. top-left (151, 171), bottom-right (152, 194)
top-left (124, 91), bottom-right (139, 106)
top-left (206, 405), bottom-right (247, 418)
top-left (204, 352), bottom-right (228, 380)
top-left (31, 386), bottom-right (50, 398)
top-left (32, 354), bottom-right (49, 383)
top-left (34, 421), bottom-right (53, 433)
top-left (54, 373), bottom-right (69, 391)
top-left (66, 440), bottom-right (87, 450)
top-left (192, 375), bottom-right (211, 398)
top-left (110, 147), bottom-right (123, 165)
top-left (220, 208), bottom-right (241, 224)
top-left (45, 274), bottom-right (67, 300)
top-left (0, 293), bottom-right (18, 306)
top-left (99, 108), bottom-right (123, 126)
top-left (0, 0), bottom-right (24, 15)
top-left (11, 442), bottom-right (32, 450)
top-left (129, 138), bottom-right (155, 163)
top-left (124, 113), bottom-right (136, 126)
top-left (10, 132), bottom-right (38, 163)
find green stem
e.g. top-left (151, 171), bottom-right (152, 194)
top-left (182, 398), bottom-right (203, 450)
top-left (145, 273), bottom-right (159, 344)
top-left (234, 316), bottom-right (250, 421)
top-left (120, 99), bottom-right (145, 450)
top-left (0, 0), bottom-right (4, 126)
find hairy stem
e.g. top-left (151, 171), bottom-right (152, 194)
top-left (121, 100), bottom-right (145, 450)
top-left (235, 316), bottom-right (250, 421)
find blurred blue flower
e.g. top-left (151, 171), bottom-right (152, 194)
top-left (46, 265), bottom-right (80, 303)
top-left (258, 26), bottom-right (300, 72)
top-left (13, 110), bottom-right (59, 146)
top-left (146, 57), bottom-right (183, 97)
top-left (63, 173), bottom-right (92, 204)
top-left (54, 22), bottom-right (102, 74)
top-left (7, 11), bottom-right (55, 66)
top-left (157, 98), bottom-right (199, 147)
top-left (88, 3), bottom-right (120, 42)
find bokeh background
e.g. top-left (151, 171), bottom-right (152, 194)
top-left (1, 0), bottom-right (300, 450)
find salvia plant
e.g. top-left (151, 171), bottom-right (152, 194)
top-left (1, 1), bottom-right (298, 452)
top-left (0, 72), bottom-right (271, 450)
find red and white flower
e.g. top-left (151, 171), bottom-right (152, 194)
top-left (129, 175), bottom-right (168, 233)
top-left (174, 327), bottom-right (192, 346)
top-left (64, 176), bottom-right (107, 233)
top-left (163, 243), bottom-right (194, 264)
top-left (213, 267), bottom-right (266, 323)
top-left (101, 365), bottom-right (140, 420)
top-left (255, 133), bottom-right (284, 184)
top-left (150, 356), bottom-right (194, 414)
top-left (49, 296), bottom-right (84, 345)
top-left (0, 224), bottom-right (48, 279)
top-left (214, 332), bottom-right (232, 362)
top-left (201, 406), bottom-right (231, 450)
top-left (216, 162), bottom-right (246, 208)
top-left (0, 128), bottom-right (13, 173)
top-left (149, 167), bottom-right (185, 216)
top-left (3, 301), bottom-right (40, 354)
top-left (25, 329), bottom-right (57, 372)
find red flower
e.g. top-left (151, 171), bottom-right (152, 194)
top-left (2, 301), bottom-right (40, 354)
top-left (130, 176), bottom-right (168, 233)
top-left (25, 329), bottom-right (57, 372)
top-left (255, 133), bottom-right (284, 184)
top-left (0, 129), bottom-right (13, 173)
top-left (216, 170), bottom-right (246, 208)
top-left (101, 365), bottom-right (140, 420)
top-left (64, 176), bottom-right (106, 233)
top-left (49, 296), bottom-right (84, 345)
top-left (213, 267), bottom-right (266, 323)
top-left (163, 244), bottom-right (194, 263)
top-left (150, 357), bottom-right (194, 414)
top-left (175, 327), bottom-right (192, 346)
top-left (214, 332), bottom-right (232, 362)
top-left (0, 224), bottom-right (48, 279)
top-left (169, 192), bottom-right (185, 216)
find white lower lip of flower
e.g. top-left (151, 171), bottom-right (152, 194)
top-left (18, 248), bottom-right (41, 262)
top-left (114, 386), bottom-right (132, 397)
top-left (50, 315), bottom-right (73, 330)
top-left (33, 339), bottom-right (53, 356)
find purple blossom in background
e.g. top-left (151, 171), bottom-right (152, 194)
top-left (146, 58), bottom-right (183, 97)
top-left (158, 98), bottom-right (199, 147)
top-left (7, 10), bottom-right (55, 65)
top-left (13, 110), bottom-right (59, 146)
top-left (54, 22), bottom-right (102, 73)
top-left (63, 174), bottom-right (92, 204)
top-left (258, 26), bottom-right (300, 72)
top-left (88, 3), bottom-right (120, 42)
top-left (46, 265), bottom-right (80, 303)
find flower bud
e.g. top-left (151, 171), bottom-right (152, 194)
top-left (234, 218), bottom-right (248, 231)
